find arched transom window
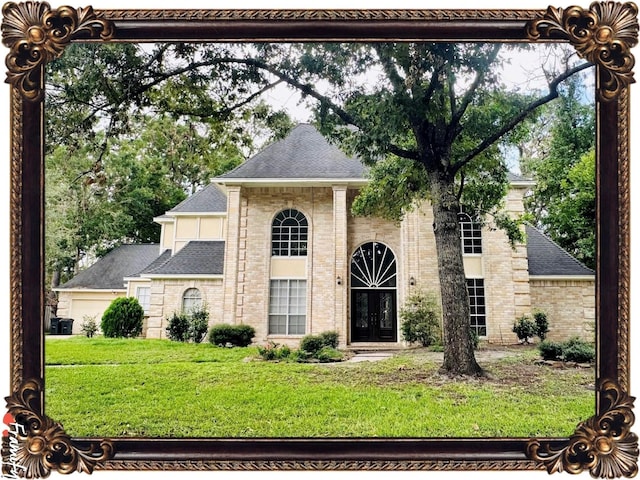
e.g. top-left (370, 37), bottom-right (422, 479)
top-left (457, 208), bottom-right (482, 254)
top-left (182, 288), bottom-right (202, 313)
top-left (350, 242), bottom-right (397, 288)
top-left (271, 209), bottom-right (308, 256)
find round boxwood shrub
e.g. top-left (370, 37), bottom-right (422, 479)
top-left (318, 331), bottom-right (339, 349)
top-left (299, 334), bottom-right (324, 355)
top-left (538, 340), bottom-right (564, 361)
top-left (562, 337), bottom-right (595, 363)
top-left (208, 324), bottom-right (255, 347)
top-left (101, 297), bottom-right (144, 338)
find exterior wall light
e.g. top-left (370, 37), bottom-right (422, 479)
top-left (409, 276), bottom-right (416, 286)
top-left (337, 276), bottom-right (342, 286)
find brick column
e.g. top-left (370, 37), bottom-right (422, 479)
top-left (222, 185), bottom-right (242, 325)
top-left (333, 185), bottom-right (348, 346)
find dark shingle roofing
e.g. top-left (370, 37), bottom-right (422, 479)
top-left (507, 172), bottom-right (534, 183)
top-left (525, 225), bottom-right (594, 276)
top-left (168, 184), bottom-right (227, 214)
top-left (142, 241), bottom-right (225, 276)
top-left (56, 244), bottom-right (163, 290)
top-left (218, 124), bottom-right (366, 180)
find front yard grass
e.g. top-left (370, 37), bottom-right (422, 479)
top-left (45, 337), bottom-right (594, 438)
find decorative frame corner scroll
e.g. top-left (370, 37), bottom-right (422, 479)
top-left (527, 380), bottom-right (638, 478)
top-left (526, 1), bottom-right (639, 101)
top-left (3, 379), bottom-right (114, 477)
top-left (1, 0), bottom-right (114, 101)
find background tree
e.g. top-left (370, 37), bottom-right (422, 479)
top-left (519, 75), bottom-right (596, 269)
top-left (45, 43), bottom-right (294, 288)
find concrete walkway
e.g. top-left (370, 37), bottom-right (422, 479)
top-left (346, 352), bottom-right (394, 362)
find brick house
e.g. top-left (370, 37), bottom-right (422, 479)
top-left (55, 124), bottom-right (595, 346)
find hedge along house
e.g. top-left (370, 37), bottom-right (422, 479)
top-left (55, 124), bottom-right (595, 346)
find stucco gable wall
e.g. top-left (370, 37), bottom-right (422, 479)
top-left (165, 216), bottom-right (226, 254)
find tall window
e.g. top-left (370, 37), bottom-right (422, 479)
top-left (269, 279), bottom-right (306, 335)
top-left (272, 209), bottom-right (308, 256)
top-left (136, 286), bottom-right (151, 313)
top-left (182, 288), bottom-right (202, 313)
top-left (458, 208), bottom-right (482, 254)
top-left (467, 278), bottom-right (487, 337)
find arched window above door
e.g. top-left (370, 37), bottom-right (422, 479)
top-left (350, 242), bottom-right (397, 288)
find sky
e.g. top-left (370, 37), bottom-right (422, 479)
top-left (0, 1), bottom-right (637, 480)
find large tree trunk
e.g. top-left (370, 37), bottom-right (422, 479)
top-left (430, 174), bottom-right (483, 377)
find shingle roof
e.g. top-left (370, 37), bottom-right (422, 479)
top-left (56, 244), bottom-right (163, 290)
top-left (507, 172), bottom-right (534, 183)
top-left (218, 123), bottom-right (366, 180)
top-left (168, 184), bottom-right (227, 213)
top-left (142, 241), bottom-right (225, 276)
top-left (525, 225), bottom-right (594, 276)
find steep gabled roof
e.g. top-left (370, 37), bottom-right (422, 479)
top-left (142, 241), bottom-right (225, 276)
top-left (56, 244), bottom-right (162, 290)
top-left (525, 225), bottom-right (594, 276)
top-left (218, 123), bottom-right (366, 180)
top-left (167, 183), bottom-right (227, 214)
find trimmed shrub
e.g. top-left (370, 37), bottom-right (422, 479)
top-left (208, 324), bottom-right (255, 347)
top-left (101, 297), bottom-right (144, 338)
top-left (538, 340), bottom-right (564, 361)
top-left (512, 315), bottom-right (536, 344)
top-left (318, 331), bottom-right (339, 349)
top-left (400, 290), bottom-right (441, 347)
top-left (80, 315), bottom-right (99, 338)
top-left (300, 334), bottom-right (324, 355)
top-left (562, 337), bottom-right (595, 363)
top-left (166, 312), bottom-right (190, 342)
top-left (533, 311), bottom-right (549, 341)
top-left (537, 337), bottom-right (595, 363)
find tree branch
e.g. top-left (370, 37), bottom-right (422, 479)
top-left (214, 56), bottom-right (419, 160)
top-left (450, 44), bottom-right (502, 131)
top-left (451, 61), bottom-right (593, 175)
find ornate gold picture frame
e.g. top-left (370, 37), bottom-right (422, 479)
top-left (1, 0), bottom-right (638, 477)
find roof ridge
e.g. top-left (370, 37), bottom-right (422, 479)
top-left (219, 124), bottom-right (308, 178)
top-left (138, 249), bottom-right (173, 276)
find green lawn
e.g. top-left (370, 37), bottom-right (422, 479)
top-left (44, 337), bottom-right (594, 438)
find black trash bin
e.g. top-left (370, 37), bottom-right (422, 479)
top-left (50, 317), bottom-right (60, 335)
top-left (59, 318), bottom-right (74, 335)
